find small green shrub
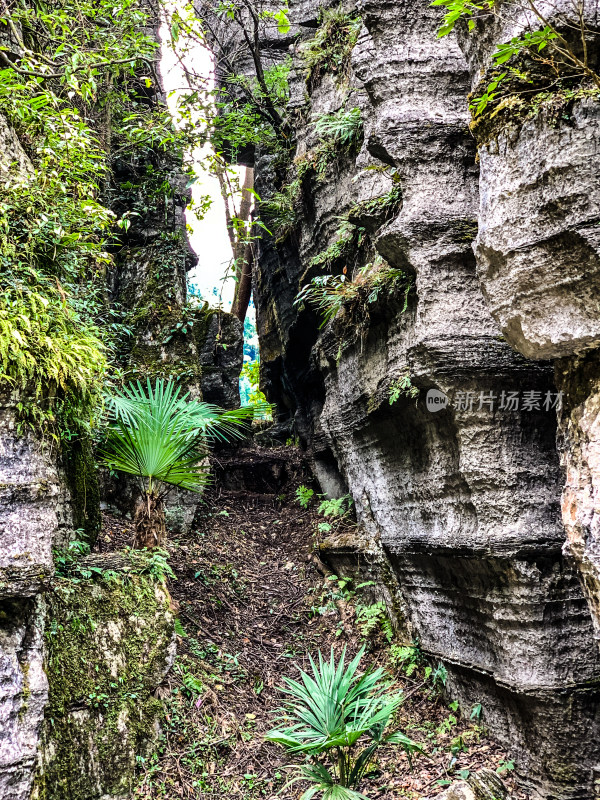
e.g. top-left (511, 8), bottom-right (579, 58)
top-left (314, 107), bottom-right (363, 147)
top-left (260, 178), bottom-right (302, 239)
top-left (295, 274), bottom-right (350, 328)
top-left (296, 485), bottom-right (315, 508)
top-left (390, 642), bottom-right (424, 677)
top-left (295, 139), bottom-right (339, 182)
top-left (136, 549), bottom-right (176, 583)
top-left (318, 494), bottom-right (353, 518)
top-left (266, 646), bottom-right (423, 797)
top-left (389, 373), bottom-right (419, 404)
top-left (100, 378), bottom-right (260, 547)
top-left (309, 221), bottom-right (367, 272)
top-left (54, 539), bottom-right (92, 578)
top-left (432, 0), bottom-right (600, 119)
top-left (213, 58), bottom-right (292, 157)
top-left (240, 359), bottom-right (271, 418)
top-left (348, 177), bottom-right (402, 223)
top-left (295, 265), bottom-right (411, 330)
top-left (355, 601), bottom-right (394, 642)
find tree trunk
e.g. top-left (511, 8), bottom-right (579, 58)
top-left (231, 241), bottom-right (253, 322)
top-left (133, 492), bottom-right (167, 549)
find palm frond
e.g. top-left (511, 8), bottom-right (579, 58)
top-left (100, 378), bottom-right (263, 493)
top-left (267, 646), bottom-right (422, 795)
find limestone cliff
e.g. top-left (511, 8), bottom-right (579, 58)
top-left (213, 0), bottom-right (600, 797)
top-left (0, 14), bottom-right (241, 797)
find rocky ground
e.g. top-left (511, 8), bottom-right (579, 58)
top-left (97, 445), bottom-right (529, 800)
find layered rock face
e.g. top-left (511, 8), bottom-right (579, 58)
top-left (222, 0), bottom-right (600, 796)
top-left (453, 4), bottom-right (600, 669)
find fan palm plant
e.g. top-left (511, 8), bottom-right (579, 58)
top-left (100, 378), bottom-right (262, 548)
top-left (266, 646), bottom-right (424, 800)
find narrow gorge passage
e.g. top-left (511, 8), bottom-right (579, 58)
top-left (98, 445), bottom-right (526, 800)
top-left (3, 1), bottom-right (600, 798)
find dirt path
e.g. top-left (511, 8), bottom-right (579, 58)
top-left (101, 445), bottom-right (527, 800)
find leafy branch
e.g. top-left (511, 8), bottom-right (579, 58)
top-left (433, 0), bottom-right (600, 115)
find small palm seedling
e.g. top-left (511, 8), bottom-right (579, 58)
top-left (100, 378), bottom-right (263, 549)
top-left (266, 646), bottom-right (423, 799)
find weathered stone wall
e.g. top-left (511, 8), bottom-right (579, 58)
top-left (0, 28), bottom-right (239, 793)
top-left (32, 558), bottom-right (175, 800)
top-left (216, 0), bottom-right (600, 796)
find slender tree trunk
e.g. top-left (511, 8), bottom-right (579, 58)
top-left (133, 491), bottom-right (167, 549)
top-left (231, 167), bottom-right (255, 323)
top-left (231, 241), bottom-right (253, 322)
top-left (215, 164), bottom-right (255, 324)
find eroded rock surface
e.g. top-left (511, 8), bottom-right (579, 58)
top-left (474, 101), bottom-right (600, 361)
top-left (216, 0), bottom-right (600, 796)
top-left (33, 557), bottom-right (175, 800)
top-left (0, 598), bottom-right (47, 800)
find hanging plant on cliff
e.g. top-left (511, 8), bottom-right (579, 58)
top-left (432, 0), bottom-right (600, 119)
top-left (100, 378), bottom-right (263, 549)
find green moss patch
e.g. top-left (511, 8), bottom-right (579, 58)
top-left (36, 559), bottom-right (174, 800)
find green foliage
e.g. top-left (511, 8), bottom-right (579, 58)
top-left (240, 359), bottom-right (270, 416)
top-left (259, 103), bottom-right (363, 240)
top-left (213, 58), bottom-right (292, 157)
top-left (314, 107), bottom-right (363, 147)
top-left (431, 0), bottom-right (494, 37)
top-left (296, 485), bottom-right (315, 508)
top-left (296, 265), bottom-right (410, 329)
top-left (300, 6), bottom-right (362, 88)
top-left (259, 177), bottom-right (301, 239)
top-left (432, 662), bottom-right (448, 689)
top-left (1, 0), bottom-right (159, 91)
top-left (136, 549), bottom-right (177, 583)
top-left (432, 0), bottom-right (600, 116)
top-left (497, 758), bottom-right (515, 775)
top-left (309, 221), bottom-right (367, 272)
top-left (0, 0), bottom-right (193, 436)
top-left (266, 646), bottom-right (423, 796)
top-left (389, 372), bottom-right (418, 404)
top-left (355, 601), bottom-right (393, 642)
top-left (100, 378), bottom-right (260, 495)
top-left (295, 275), bottom-right (349, 328)
top-left (318, 494), bottom-right (353, 518)
top-left (348, 176), bottom-right (402, 223)
top-left (54, 539), bottom-right (92, 578)
top-left (390, 642), bottom-right (424, 677)
top-left (296, 138), bottom-right (339, 183)
top-left (53, 541), bottom-right (174, 584)
top-left (0, 263), bottom-right (106, 434)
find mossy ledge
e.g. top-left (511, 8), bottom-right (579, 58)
top-left (33, 556), bottom-right (175, 800)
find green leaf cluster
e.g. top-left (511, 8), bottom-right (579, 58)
top-left (266, 646), bottom-right (423, 797)
top-left (0, 0), bottom-right (193, 435)
top-left (212, 58), bottom-right (292, 158)
top-left (295, 263), bottom-right (410, 329)
top-left (300, 6), bottom-right (362, 88)
top-left (313, 107), bottom-right (363, 148)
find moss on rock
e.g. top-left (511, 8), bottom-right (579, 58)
top-left (34, 558), bottom-right (175, 800)
top-left (61, 435), bottom-right (101, 548)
